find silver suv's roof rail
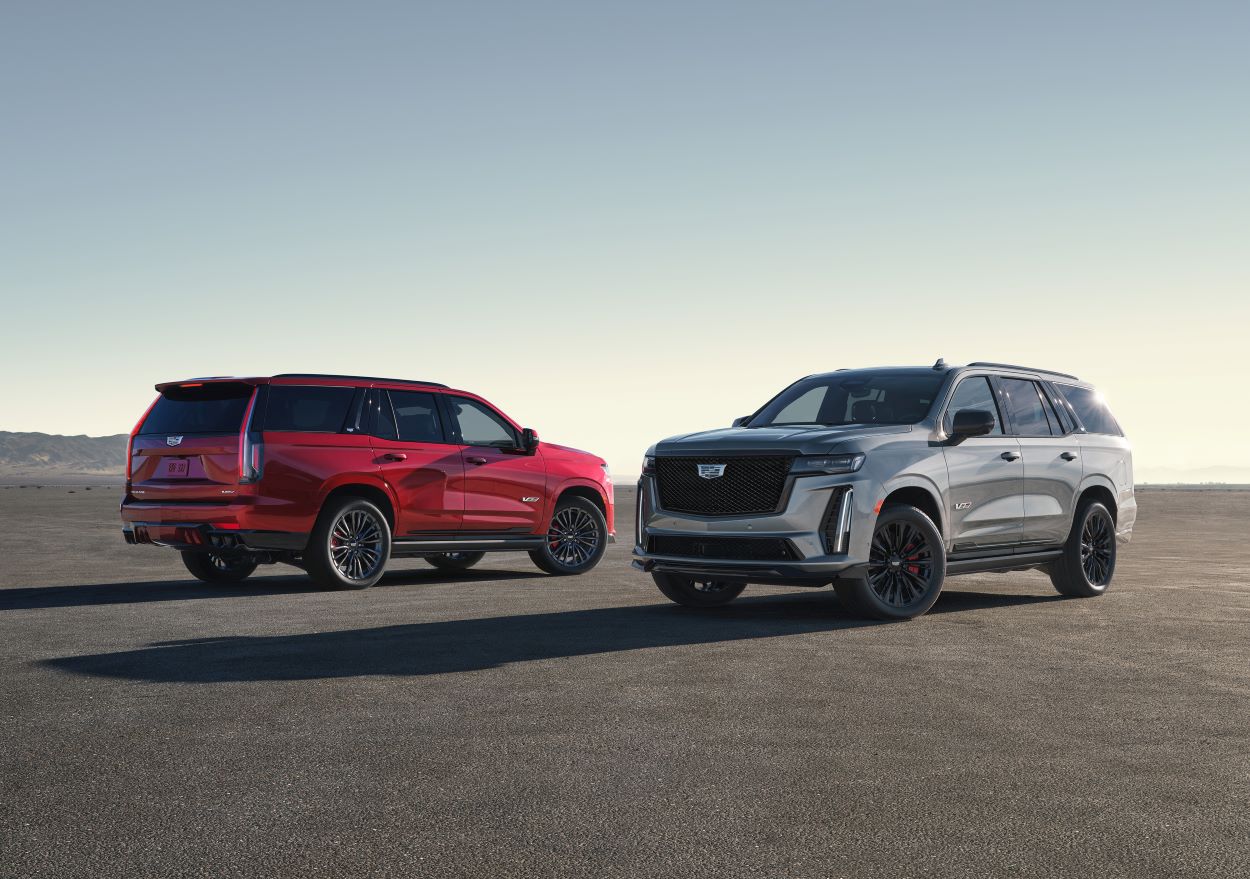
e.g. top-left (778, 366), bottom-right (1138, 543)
top-left (966, 362), bottom-right (1079, 381)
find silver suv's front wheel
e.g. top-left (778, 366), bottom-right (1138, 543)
top-left (835, 504), bottom-right (946, 620)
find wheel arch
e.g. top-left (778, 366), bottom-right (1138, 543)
top-left (879, 477), bottom-right (945, 539)
top-left (552, 480), bottom-right (609, 521)
top-left (1075, 477), bottom-right (1118, 523)
top-left (319, 479), bottom-right (398, 530)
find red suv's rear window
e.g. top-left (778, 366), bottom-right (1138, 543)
top-left (139, 383), bottom-right (253, 435)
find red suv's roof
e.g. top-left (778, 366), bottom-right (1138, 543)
top-left (154, 374), bottom-right (450, 393)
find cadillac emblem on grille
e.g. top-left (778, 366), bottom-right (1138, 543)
top-left (697, 463), bottom-right (726, 479)
top-left (167, 436), bottom-right (184, 447)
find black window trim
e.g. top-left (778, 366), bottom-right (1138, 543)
top-left (373, 388), bottom-right (452, 445)
top-left (994, 375), bottom-right (1070, 439)
top-left (255, 383), bottom-right (362, 435)
top-left (940, 374), bottom-right (1006, 437)
top-left (441, 394), bottom-right (520, 449)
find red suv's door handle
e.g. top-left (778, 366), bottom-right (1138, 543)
top-left (466, 456), bottom-right (488, 465)
top-left (382, 453), bottom-right (407, 462)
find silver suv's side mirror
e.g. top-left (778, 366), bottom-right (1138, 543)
top-left (949, 409), bottom-right (996, 444)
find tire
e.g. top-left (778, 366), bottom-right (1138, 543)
top-left (304, 498), bottom-right (392, 590)
top-left (652, 572), bottom-right (746, 608)
top-left (181, 551), bottom-right (258, 584)
top-left (529, 496), bottom-right (609, 575)
top-left (835, 504), bottom-right (946, 620)
top-left (425, 552), bottom-right (486, 572)
top-left (1049, 500), bottom-right (1116, 597)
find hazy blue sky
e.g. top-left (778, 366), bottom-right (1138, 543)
top-left (2, 1), bottom-right (1247, 479)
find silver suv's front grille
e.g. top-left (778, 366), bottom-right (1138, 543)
top-left (653, 455), bottom-right (793, 516)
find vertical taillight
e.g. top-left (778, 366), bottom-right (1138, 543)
top-left (239, 388), bottom-right (264, 484)
top-left (126, 396), bottom-right (160, 491)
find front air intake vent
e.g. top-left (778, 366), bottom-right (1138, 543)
top-left (647, 535), bottom-right (797, 561)
top-left (653, 455), bottom-right (793, 516)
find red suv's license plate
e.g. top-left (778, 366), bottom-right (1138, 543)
top-left (163, 458), bottom-right (190, 478)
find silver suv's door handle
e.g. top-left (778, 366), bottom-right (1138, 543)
top-left (1000, 451), bottom-right (1021, 462)
top-left (1060, 452), bottom-right (1078, 461)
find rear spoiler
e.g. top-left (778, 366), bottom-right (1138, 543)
top-left (154, 377), bottom-right (265, 394)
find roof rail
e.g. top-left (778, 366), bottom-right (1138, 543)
top-left (966, 362), bottom-right (1079, 380)
top-left (273, 373), bottom-right (449, 388)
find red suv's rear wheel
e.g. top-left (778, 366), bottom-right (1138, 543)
top-left (305, 498), bottom-right (392, 590)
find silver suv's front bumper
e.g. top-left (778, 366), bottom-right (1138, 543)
top-left (632, 473), bottom-right (875, 584)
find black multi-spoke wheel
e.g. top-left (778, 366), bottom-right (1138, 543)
top-left (652, 572), bottom-right (746, 607)
top-left (1050, 501), bottom-right (1117, 597)
top-left (181, 550), bottom-right (258, 584)
top-left (835, 504), bottom-right (946, 620)
top-left (866, 519), bottom-right (936, 608)
top-left (306, 498), bottom-right (392, 590)
top-left (530, 497), bottom-right (608, 575)
top-left (329, 509), bottom-right (386, 582)
top-left (425, 551), bottom-right (486, 572)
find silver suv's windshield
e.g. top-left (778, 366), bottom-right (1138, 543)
top-left (749, 371), bottom-right (946, 427)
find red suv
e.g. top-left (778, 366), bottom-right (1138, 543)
top-left (121, 374), bottom-right (614, 589)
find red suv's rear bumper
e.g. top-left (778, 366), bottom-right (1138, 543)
top-left (120, 499), bottom-right (308, 552)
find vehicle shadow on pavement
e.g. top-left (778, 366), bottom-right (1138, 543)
top-left (41, 589), bottom-right (1065, 683)
top-left (0, 569), bottom-right (538, 611)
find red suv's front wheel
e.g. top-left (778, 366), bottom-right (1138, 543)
top-left (530, 497), bottom-right (608, 575)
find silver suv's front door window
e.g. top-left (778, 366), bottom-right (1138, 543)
top-left (943, 376), bottom-right (1003, 435)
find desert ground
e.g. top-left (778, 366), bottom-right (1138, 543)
top-left (2, 486), bottom-right (1248, 878)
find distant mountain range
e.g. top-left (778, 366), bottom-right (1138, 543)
top-left (0, 431), bottom-right (127, 478)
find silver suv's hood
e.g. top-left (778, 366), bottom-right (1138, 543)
top-left (652, 424), bottom-right (912, 456)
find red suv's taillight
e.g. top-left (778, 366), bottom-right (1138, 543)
top-left (126, 396), bottom-right (160, 491)
top-left (239, 389), bottom-right (264, 484)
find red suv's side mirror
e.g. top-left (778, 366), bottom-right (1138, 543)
top-left (521, 427), bottom-right (540, 454)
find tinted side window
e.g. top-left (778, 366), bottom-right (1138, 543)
top-left (1058, 385), bottom-right (1123, 436)
top-left (369, 390), bottom-right (398, 440)
top-left (1041, 384), bottom-right (1074, 433)
top-left (264, 386), bottom-right (356, 433)
top-left (448, 397), bottom-right (517, 447)
top-left (999, 378), bottom-right (1055, 436)
top-left (388, 390), bottom-right (445, 443)
top-left (943, 377), bottom-right (1002, 435)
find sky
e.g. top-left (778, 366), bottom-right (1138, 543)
top-left (2, 1), bottom-right (1247, 481)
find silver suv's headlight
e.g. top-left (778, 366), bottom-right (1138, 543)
top-left (790, 453), bottom-right (865, 475)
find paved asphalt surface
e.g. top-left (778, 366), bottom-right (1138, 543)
top-left (2, 485), bottom-right (1248, 878)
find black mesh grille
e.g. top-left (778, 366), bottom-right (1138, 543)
top-left (647, 536), bottom-right (797, 561)
top-left (654, 456), bottom-right (793, 516)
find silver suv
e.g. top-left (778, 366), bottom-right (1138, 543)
top-left (634, 361), bottom-right (1135, 619)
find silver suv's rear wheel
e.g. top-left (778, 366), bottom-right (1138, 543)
top-left (835, 504), bottom-right (946, 620)
top-left (1049, 501), bottom-right (1116, 597)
